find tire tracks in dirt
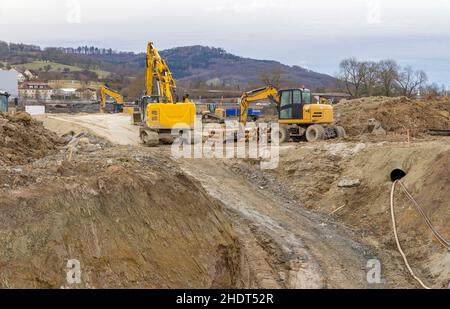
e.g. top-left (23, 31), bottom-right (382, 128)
top-left (178, 158), bottom-right (374, 288)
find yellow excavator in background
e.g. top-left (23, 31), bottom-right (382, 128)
top-left (239, 85), bottom-right (345, 142)
top-left (139, 42), bottom-right (197, 146)
top-left (100, 86), bottom-right (124, 113)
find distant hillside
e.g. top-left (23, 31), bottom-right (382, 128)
top-left (160, 46), bottom-right (336, 89)
top-left (0, 41), bottom-right (336, 90)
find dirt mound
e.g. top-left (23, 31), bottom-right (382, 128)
top-left (0, 112), bottom-right (62, 166)
top-left (0, 147), bottom-right (248, 288)
top-left (334, 96), bottom-right (450, 136)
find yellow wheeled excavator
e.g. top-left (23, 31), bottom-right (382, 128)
top-left (139, 42), bottom-right (197, 146)
top-left (239, 85), bottom-right (345, 142)
top-left (100, 86), bottom-right (124, 113)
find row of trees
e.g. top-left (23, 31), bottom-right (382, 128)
top-left (52, 46), bottom-right (137, 56)
top-left (0, 41), bottom-right (136, 57)
top-left (337, 58), bottom-right (435, 98)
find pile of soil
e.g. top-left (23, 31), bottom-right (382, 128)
top-left (0, 147), bottom-right (248, 288)
top-left (0, 112), bottom-right (62, 166)
top-left (334, 96), bottom-right (450, 136)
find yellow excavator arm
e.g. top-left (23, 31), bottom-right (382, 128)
top-left (100, 86), bottom-right (124, 113)
top-left (146, 42), bottom-right (176, 103)
top-left (239, 85), bottom-right (280, 126)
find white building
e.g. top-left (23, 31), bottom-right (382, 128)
top-left (19, 82), bottom-right (53, 101)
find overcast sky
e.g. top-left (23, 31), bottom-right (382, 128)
top-left (1, 0), bottom-right (450, 84)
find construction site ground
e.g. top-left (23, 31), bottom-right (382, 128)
top-left (1, 97), bottom-right (449, 288)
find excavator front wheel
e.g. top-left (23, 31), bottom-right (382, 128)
top-left (279, 126), bottom-right (290, 143)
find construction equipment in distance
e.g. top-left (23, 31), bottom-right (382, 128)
top-left (239, 85), bottom-right (346, 142)
top-left (100, 86), bottom-right (124, 113)
top-left (139, 42), bottom-right (197, 146)
top-left (0, 91), bottom-right (9, 113)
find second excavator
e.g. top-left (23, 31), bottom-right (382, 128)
top-left (239, 85), bottom-right (345, 142)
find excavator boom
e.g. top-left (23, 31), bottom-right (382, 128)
top-left (239, 85), bottom-right (280, 126)
top-left (146, 42), bottom-right (176, 103)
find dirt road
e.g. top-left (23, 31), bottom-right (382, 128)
top-left (178, 158), bottom-right (372, 288)
top-left (38, 113), bottom-right (383, 288)
top-left (41, 114), bottom-right (140, 146)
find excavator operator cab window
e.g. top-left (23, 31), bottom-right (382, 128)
top-left (279, 89), bottom-right (310, 120)
top-left (280, 90), bottom-right (292, 119)
top-left (293, 90), bottom-right (302, 104)
top-left (302, 90), bottom-right (311, 104)
top-left (140, 96), bottom-right (161, 122)
top-left (142, 96), bottom-right (160, 104)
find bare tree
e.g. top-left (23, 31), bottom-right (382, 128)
top-left (361, 61), bottom-right (379, 96)
top-left (396, 66), bottom-right (427, 98)
top-left (339, 58), bottom-right (365, 98)
top-left (378, 60), bottom-right (399, 97)
top-left (259, 68), bottom-right (284, 87)
top-left (440, 84), bottom-right (448, 97)
top-left (421, 83), bottom-right (441, 97)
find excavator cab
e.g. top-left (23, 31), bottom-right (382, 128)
top-left (279, 89), bottom-right (311, 121)
top-left (278, 88), bottom-right (333, 125)
top-left (140, 95), bottom-right (162, 122)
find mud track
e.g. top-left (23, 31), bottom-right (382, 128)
top-left (178, 158), bottom-right (372, 288)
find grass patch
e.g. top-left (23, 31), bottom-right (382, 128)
top-left (16, 61), bottom-right (110, 78)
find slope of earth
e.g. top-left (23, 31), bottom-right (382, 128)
top-left (0, 112), bottom-right (62, 166)
top-left (0, 145), bottom-right (251, 288)
top-left (249, 140), bottom-right (450, 288)
top-left (334, 96), bottom-right (450, 137)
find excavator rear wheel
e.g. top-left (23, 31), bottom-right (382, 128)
top-left (306, 125), bottom-right (326, 142)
